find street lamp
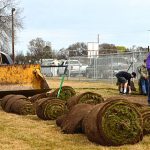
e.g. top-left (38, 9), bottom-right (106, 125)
top-left (12, 8), bottom-right (15, 63)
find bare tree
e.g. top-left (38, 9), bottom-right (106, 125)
top-left (0, 0), bottom-right (23, 53)
top-left (28, 37), bottom-right (53, 63)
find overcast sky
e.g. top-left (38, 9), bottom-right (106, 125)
top-left (16, 0), bottom-right (150, 54)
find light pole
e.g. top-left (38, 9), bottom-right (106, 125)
top-left (12, 8), bottom-right (15, 63)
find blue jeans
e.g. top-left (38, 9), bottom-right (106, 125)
top-left (140, 78), bottom-right (148, 95)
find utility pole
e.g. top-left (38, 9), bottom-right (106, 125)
top-left (12, 8), bottom-right (15, 63)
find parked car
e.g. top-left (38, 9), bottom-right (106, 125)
top-left (57, 60), bottom-right (88, 77)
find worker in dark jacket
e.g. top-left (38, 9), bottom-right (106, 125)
top-left (116, 71), bottom-right (136, 94)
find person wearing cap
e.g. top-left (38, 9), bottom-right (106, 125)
top-left (115, 71), bottom-right (136, 94)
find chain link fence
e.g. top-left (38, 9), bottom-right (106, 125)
top-left (41, 51), bottom-right (148, 83)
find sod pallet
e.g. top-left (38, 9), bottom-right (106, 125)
top-left (66, 92), bottom-right (104, 110)
top-left (82, 99), bottom-right (143, 146)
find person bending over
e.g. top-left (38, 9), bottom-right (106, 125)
top-left (116, 71), bottom-right (136, 94)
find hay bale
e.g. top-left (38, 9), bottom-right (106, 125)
top-left (49, 86), bottom-right (76, 101)
top-left (83, 99), bottom-right (143, 146)
top-left (66, 92), bottom-right (104, 110)
top-left (36, 98), bottom-right (68, 120)
top-left (60, 103), bottom-right (94, 134)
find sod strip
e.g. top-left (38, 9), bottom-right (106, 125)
top-left (44, 99), bottom-right (68, 120)
top-left (19, 102), bottom-right (35, 115)
top-left (97, 100), bottom-right (143, 146)
top-left (140, 107), bottom-right (150, 135)
top-left (11, 99), bottom-right (35, 115)
top-left (56, 114), bottom-right (67, 127)
top-left (36, 98), bottom-right (68, 120)
top-left (1, 94), bottom-right (16, 110)
top-left (50, 86), bottom-right (76, 101)
top-left (29, 93), bottom-right (47, 103)
top-left (61, 103), bottom-right (94, 134)
top-left (66, 92), bottom-right (104, 110)
top-left (83, 99), bottom-right (143, 146)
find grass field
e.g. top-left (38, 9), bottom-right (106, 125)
top-left (0, 78), bottom-right (150, 150)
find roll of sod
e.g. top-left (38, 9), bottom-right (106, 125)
top-left (60, 103), bottom-right (94, 134)
top-left (11, 99), bottom-right (35, 115)
top-left (29, 93), bottom-right (47, 103)
top-left (66, 92), bottom-right (104, 110)
top-left (1, 95), bottom-right (27, 112)
top-left (5, 96), bottom-right (26, 113)
top-left (106, 96), bottom-right (146, 111)
top-left (105, 96), bottom-right (128, 102)
top-left (83, 99), bottom-right (143, 146)
top-left (50, 86), bottom-right (76, 101)
top-left (56, 114), bottom-right (67, 127)
top-left (140, 107), bottom-right (150, 135)
top-left (1, 94), bottom-right (16, 110)
top-left (36, 98), bottom-right (68, 120)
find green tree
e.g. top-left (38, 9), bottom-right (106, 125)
top-left (99, 43), bottom-right (117, 54)
top-left (43, 45), bottom-right (53, 58)
top-left (116, 46), bottom-right (127, 53)
top-left (67, 42), bottom-right (88, 57)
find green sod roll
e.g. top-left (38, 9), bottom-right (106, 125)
top-left (66, 92), bottom-right (104, 110)
top-left (36, 98), bottom-right (68, 120)
top-left (49, 86), bottom-right (76, 101)
top-left (60, 103), bottom-right (94, 134)
top-left (83, 99), bottom-right (143, 146)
